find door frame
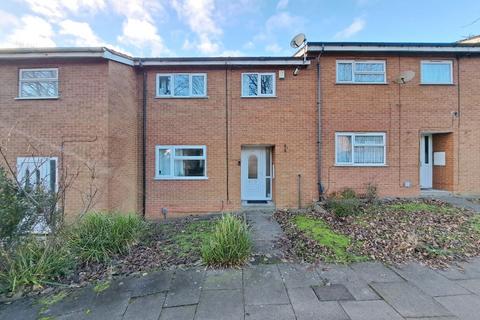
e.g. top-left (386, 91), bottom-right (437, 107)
top-left (241, 146), bottom-right (273, 202)
top-left (419, 134), bottom-right (433, 189)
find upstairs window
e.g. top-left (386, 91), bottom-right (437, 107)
top-left (19, 68), bottom-right (58, 99)
top-left (156, 73), bottom-right (207, 97)
top-left (155, 145), bottom-right (207, 179)
top-left (242, 73), bottom-right (275, 97)
top-left (421, 60), bottom-right (453, 84)
top-left (336, 133), bottom-right (386, 166)
top-left (336, 60), bottom-right (386, 84)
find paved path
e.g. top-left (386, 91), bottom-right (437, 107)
top-left (421, 191), bottom-right (480, 213)
top-left (3, 259), bottom-right (480, 319)
top-left (245, 209), bottom-right (284, 262)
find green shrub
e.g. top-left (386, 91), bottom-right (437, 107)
top-left (340, 188), bottom-right (357, 199)
top-left (201, 214), bottom-right (251, 267)
top-left (0, 238), bottom-right (74, 294)
top-left (67, 212), bottom-right (147, 264)
top-left (326, 198), bottom-right (362, 218)
top-left (364, 183), bottom-right (378, 203)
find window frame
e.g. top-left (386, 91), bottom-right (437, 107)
top-left (335, 132), bottom-right (387, 166)
top-left (241, 72), bottom-right (276, 98)
top-left (420, 60), bottom-right (453, 85)
top-left (155, 73), bottom-right (207, 98)
top-left (336, 60), bottom-right (387, 84)
top-left (154, 145), bottom-right (207, 180)
top-left (16, 156), bottom-right (58, 191)
top-left (18, 68), bottom-right (59, 99)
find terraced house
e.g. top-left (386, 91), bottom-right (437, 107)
top-left (1, 41), bottom-right (480, 219)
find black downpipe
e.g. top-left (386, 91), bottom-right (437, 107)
top-left (141, 68), bottom-right (147, 218)
top-left (316, 48), bottom-right (324, 199)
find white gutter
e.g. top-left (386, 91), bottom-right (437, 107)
top-left (0, 51), bottom-right (106, 59)
top-left (136, 59), bottom-right (310, 66)
top-left (103, 50), bottom-right (134, 66)
top-left (307, 45), bottom-right (480, 53)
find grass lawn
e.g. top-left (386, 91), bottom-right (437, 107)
top-left (275, 199), bottom-right (480, 268)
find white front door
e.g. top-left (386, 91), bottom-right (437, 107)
top-left (241, 147), bottom-right (271, 201)
top-left (420, 134), bottom-right (433, 189)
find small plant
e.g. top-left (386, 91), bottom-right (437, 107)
top-left (93, 280), bottom-right (110, 293)
top-left (66, 212), bottom-right (147, 264)
top-left (0, 238), bottom-right (75, 294)
top-left (364, 182), bottom-right (378, 203)
top-left (326, 198), bottom-right (362, 218)
top-left (201, 214), bottom-right (251, 267)
top-left (340, 188), bottom-right (357, 199)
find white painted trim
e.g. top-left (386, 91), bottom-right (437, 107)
top-left (139, 60), bottom-right (309, 66)
top-left (420, 60), bottom-right (453, 85)
top-left (155, 145), bottom-right (207, 180)
top-left (336, 60), bottom-right (386, 84)
top-left (335, 132), bottom-right (387, 166)
top-left (308, 44), bottom-right (480, 53)
top-left (102, 50), bottom-right (134, 66)
top-left (241, 72), bottom-right (276, 98)
top-left (155, 73), bottom-right (207, 98)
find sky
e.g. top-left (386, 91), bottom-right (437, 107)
top-left (1, 0), bottom-right (480, 57)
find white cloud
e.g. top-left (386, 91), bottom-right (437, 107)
top-left (220, 49), bottom-right (244, 57)
top-left (266, 12), bottom-right (302, 32)
top-left (243, 41), bottom-right (255, 50)
top-left (59, 19), bottom-right (102, 46)
top-left (22, 0), bottom-right (106, 20)
top-left (171, 0), bottom-right (223, 54)
top-left (276, 0), bottom-right (288, 10)
top-left (265, 43), bottom-right (282, 53)
top-left (0, 9), bottom-right (19, 29)
top-left (335, 17), bottom-right (366, 39)
top-left (1, 15), bottom-right (55, 48)
top-left (118, 18), bottom-right (168, 56)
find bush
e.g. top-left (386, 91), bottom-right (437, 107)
top-left (326, 198), bottom-right (362, 218)
top-left (364, 183), bottom-right (378, 203)
top-left (201, 214), bottom-right (251, 267)
top-left (67, 212), bottom-right (147, 264)
top-left (0, 237), bottom-right (75, 294)
top-left (340, 188), bottom-right (357, 199)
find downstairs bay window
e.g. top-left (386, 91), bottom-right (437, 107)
top-left (155, 145), bottom-right (207, 179)
top-left (335, 133), bottom-right (386, 166)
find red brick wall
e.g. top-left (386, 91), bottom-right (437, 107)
top-left (319, 54), bottom-right (460, 197)
top-left (144, 65), bottom-right (318, 218)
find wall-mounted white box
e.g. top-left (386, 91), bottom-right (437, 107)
top-left (434, 152), bottom-right (446, 166)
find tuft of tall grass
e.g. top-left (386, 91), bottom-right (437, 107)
top-left (66, 212), bottom-right (147, 264)
top-left (0, 237), bottom-right (74, 294)
top-left (201, 214), bottom-right (251, 267)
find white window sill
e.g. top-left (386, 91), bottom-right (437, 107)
top-left (335, 164), bottom-right (388, 167)
top-left (420, 83), bottom-right (454, 86)
top-left (155, 96), bottom-right (209, 99)
top-left (15, 96), bottom-right (59, 100)
top-left (241, 95), bottom-right (277, 98)
top-left (154, 176), bottom-right (208, 180)
top-left (335, 82), bottom-right (388, 85)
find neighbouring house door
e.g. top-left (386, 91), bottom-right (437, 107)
top-left (241, 147), bottom-right (271, 201)
top-left (420, 134), bottom-right (433, 189)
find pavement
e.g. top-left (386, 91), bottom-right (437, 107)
top-left (420, 191), bottom-right (480, 213)
top-left (3, 260), bottom-right (480, 319)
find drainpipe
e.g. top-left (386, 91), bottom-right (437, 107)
top-left (316, 46), bottom-right (325, 199)
top-left (140, 61), bottom-right (147, 218)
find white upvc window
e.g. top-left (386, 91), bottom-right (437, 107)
top-left (420, 60), bottom-right (453, 84)
top-left (335, 133), bottom-right (386, 166)
top-left (156, 73), bottom-right (207, 97)
top-left (336, 60), bottom-right (386, 84)
top-left (18, 68), bottom-right (59, 99)
top-left (16, 157), bottom-right (58, 192)
top-left (155, 145), bottom-right (207, 179)
top-left (241, 72), bottom-right (276, 97)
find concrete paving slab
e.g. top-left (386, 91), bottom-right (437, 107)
top-left (245, 304), bottom-right (296, 320)
top-left (278, 264), bottom-right (323, 288)
top-left (317, 265), bottom-right (380, 300)
top-left (165, 269), bottom-right (205, 307)
top-left (88, 288), bottom-right (131, 319)
top-left (312, 284), bottom-right (355, 301)
top-left (159, 305), bottom-right (196, 320)
top-left (288, 287), bottom-right (349, 320)
top-left (350, 262), bottom-right (404, 283)
top-left (340, 300), bottom-right (404, 320)
top-left (123, 293), bottom-right (165, 320)
top-left (371, 281), bottom-right (452, 318)
top-left (436, 260), bottom-right (480, 280)
top-left (455, 278), bottom-right (480, 294)
top-left (0, 298), bottom-right (40, 320)
top-left (39, 287), bottom-right (96, 317)
top-left (203, 269), bottom-right (243, 290)
top-left (243, 265), bottom-right (289, 305)
top-left (392, 262), bottom-right (469, 296)
top-left (119, 270), bottom-right (173, 298)
top-left (435, 294), bottom-right (480, 320)
top-left (195, 289), bottom-right (243, 320)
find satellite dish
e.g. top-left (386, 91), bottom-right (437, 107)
top-left (290, 33), bottom-right (306, 48)
top-left (395, 70), bottom-right (415, 84)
